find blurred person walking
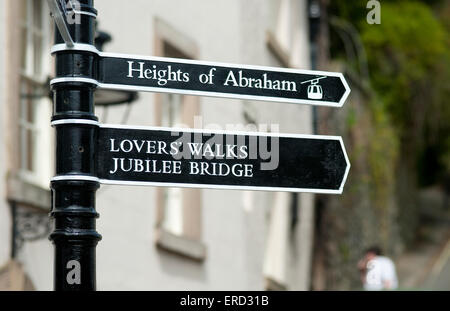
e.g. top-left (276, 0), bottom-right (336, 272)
top-left (358, 246), bottom-right (399, 290)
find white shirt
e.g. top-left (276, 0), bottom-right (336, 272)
top-left (364, 256), bottom-right (398, 290)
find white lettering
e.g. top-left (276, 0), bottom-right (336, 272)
top-left (127, 61), bottom-right (144, 78)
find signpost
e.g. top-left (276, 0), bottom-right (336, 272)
top-left (51, 123), bottom-right (349, 194)
top-left (50, 45), bottom-right (351, 107)
top-left (47, 0), bottom-right (350, 291)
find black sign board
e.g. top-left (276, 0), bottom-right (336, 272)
top-left (95, 124), bottom-right (350, 194)
top-left (51, 45), bottom-right (351, 107)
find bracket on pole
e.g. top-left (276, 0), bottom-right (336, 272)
top-left (47, 0), bottom-right (75, 47)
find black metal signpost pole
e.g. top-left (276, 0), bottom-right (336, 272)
top-left (49, 0), bottom-right (100, 291)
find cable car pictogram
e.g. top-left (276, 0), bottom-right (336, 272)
top-left (301, 76), bottom-right (327, 100)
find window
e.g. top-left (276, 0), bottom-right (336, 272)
top-left (153, 19), bottom-right (205, 260)
top-left (263, 192), bottom-right (290, 290)
top-left (161, 91), bottom-right (183, 235)
top-left (19, 82), bottom-right (37, 173)
top-left (266, 0), bottom-right (292, 66)
top-left (266, 0), bottom-right (310, 68)
top-left (17, 0), bottom-right (53, 187)
top-left (263, 0), bottom-right (314, 290)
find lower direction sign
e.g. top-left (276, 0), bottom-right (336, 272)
top-left (96, 125), bottom-right (350, 194)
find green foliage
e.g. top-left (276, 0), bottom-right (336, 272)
top-left (331, 0), bottom-right (450, 183)
top-left (367, 98), bottom-right (398, 201)
top-left (361, 1), bottom-right (446, 135)
top-left (322, 0), bottom-right (450, 288)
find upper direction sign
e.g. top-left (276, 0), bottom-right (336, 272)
top-left (92, 124), bottom-right (350, 194)
top-left (51, 44), bottom-right (351, 107)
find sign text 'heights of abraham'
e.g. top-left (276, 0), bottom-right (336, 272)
top-left (51, 44), bottom-right (351, 107)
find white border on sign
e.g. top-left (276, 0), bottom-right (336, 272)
top-left (50, 44), bottom-right (351, 108)
top-left (50, 121), bottom-right (351, 194)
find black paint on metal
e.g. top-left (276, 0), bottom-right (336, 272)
top-left (49, 0), bottom-right (101, 291)
top-left (10, 201), bottom-right (17, 259)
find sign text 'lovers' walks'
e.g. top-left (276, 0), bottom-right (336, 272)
top-left (95, 125), bottom-right (350, 194)
top-left (51, 45), bottom-right (351, 107)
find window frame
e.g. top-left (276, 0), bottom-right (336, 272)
top-left (16, 0), bottom-right (53, 188)
top-left (153, 18), bottom-right (205, 261)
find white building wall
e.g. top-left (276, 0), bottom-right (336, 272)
top-left (95, 0), bottom-right (261, 291)
top-left (94, 0), bottom-right (313, 291)
top-left (18, 239), bottom-right (53, 290)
